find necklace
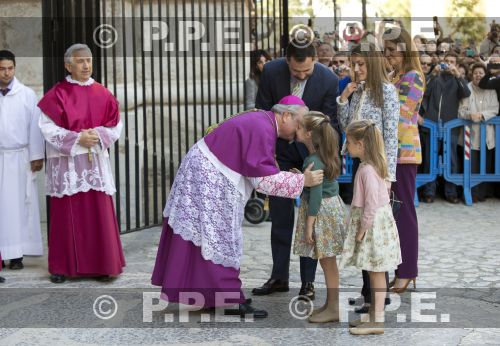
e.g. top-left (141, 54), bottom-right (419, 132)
top-left (390, 69), bottom-right (402, 84)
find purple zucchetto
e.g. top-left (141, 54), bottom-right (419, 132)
top-left (277, 95), bottom-right (306, 106)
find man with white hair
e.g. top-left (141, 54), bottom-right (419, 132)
top-left (152, 96), bottom-right (324, 318)
top-left (0, 50), bottom-right (44, 272)
top-left (38, 43), bottom-right (125, 284)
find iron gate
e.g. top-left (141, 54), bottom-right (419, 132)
top-left (42, 0), bottom-right (288, 233)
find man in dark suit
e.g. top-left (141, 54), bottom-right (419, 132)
top-left (252, 39), bottom-right (339, 300)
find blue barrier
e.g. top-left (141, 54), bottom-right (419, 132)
top-left (414, 119), bottom-right (440, 206)
top-left (338, 154), bottom-right (353, 184)
top-left (338, 126), bottom-right (436, 207)
top-left (338, 117), bottom-right (500, 206)
top-left (338, 132), bottom-right (353, 184)
top-left (443, 117), bottom-right (500, 205)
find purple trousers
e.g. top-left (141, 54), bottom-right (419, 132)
top-left (391, 164), bottom-right (419, 278)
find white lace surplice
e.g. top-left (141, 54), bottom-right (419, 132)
top-left (39, 113), bottom-right (122, 197)
top-left (164, 139), bottom-right (304, 269)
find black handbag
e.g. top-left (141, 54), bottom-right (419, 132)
top-left (390, 191), bottom-right (403, 220)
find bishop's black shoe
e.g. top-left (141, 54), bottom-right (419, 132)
top-left (252, 278), bottom-right (289, 295)
top-left (224, 302), bottom-right (268, 318)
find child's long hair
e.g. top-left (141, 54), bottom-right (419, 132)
top-left (346, 119), bottom-right (388, 179)
top-left (302, 111), bottom-right (340, 180)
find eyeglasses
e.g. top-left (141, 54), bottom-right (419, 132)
top-left (332, 60), bottom-right (346, 65)
top-left (437, 50), bottom-right (448, 55)
top-left (420, 62), bottom-right (432, 66)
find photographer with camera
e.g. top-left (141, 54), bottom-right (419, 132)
top-left (478, 54), bottom-right (500, 109)
top-left (480, 23), bottom-right (499, 57)
top-left (478, 54), bottom-right (500, 198)
top-left (420, 51), bottom-right (471, 203)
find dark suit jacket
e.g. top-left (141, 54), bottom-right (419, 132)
top-left (255, 58), bottom-right (339, 170)
top-left (256, 58), bottom-right (339, 120)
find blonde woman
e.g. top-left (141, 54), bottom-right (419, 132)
top-left (384, 28), bottom-right (426, 293)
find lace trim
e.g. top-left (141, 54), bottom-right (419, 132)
top-left (164, 145), bottom-right (246, 269)
top-left (167, 218), bottom-right (243, 269)
top-left (65, 75), bottom-right (95, 86)
top-left (70, 132), bottom-right (83, 156)
top-left (48, 185), bottom-right (115, 198)
top-left (45, 154), bottom-right (116, 197)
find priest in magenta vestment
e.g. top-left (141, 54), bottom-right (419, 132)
top-left (38, 44), bottom-right (125, 284)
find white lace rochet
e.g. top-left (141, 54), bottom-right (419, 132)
top-left (164, 140), bottom-right (304, 269)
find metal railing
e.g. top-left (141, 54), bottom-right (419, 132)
top-left (337, 117), bottom-right (500, 206)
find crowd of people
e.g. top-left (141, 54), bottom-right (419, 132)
top-left (246, 18), bottom-right (500, 203)
top-left (1, 16), bottom-right (499, 336)
top-left (237, 18), bottom-right (500, 334)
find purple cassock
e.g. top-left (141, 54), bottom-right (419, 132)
top-left (151, 109), bottom-right (304, 307)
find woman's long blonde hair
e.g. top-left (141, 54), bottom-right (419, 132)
top-left (346, 119), bottom-right (388, 179)
top-left (302, 111), bottom-right (340, 180)
top-left (384, 27), bottom-right (426, 88)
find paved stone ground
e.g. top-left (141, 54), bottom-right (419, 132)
top-left (0, 198), bottom-right (500, 345)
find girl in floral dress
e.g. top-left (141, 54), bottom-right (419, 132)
top-left (340, 119), bottom-right (402, 335)
top-left (293, 111), bottom-right (347, 323)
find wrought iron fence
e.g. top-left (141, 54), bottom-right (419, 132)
top-left (42, 0), bottom-right (286, 233)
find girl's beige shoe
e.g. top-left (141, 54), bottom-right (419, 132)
top-left (308, 309), bottom-right (339, 323)
top-left (349, 311), bottom-right (384, 335)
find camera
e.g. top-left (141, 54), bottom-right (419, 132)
top-left (465, 48), bottom-right (475, 57)
top-left (487, 63), bottom-right (500, 70)
top-left (335, 65), bottom-right (349, 74)
top-left (440, 63), bottom-right (449, 70)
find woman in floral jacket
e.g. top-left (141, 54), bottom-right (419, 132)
top-left (337, 42), bottom-right (400, 313)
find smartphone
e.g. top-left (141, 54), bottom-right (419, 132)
top-left (433, 16), bottom-right (439, 36)
top-left (487, 63), bottom-right (500, 70)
